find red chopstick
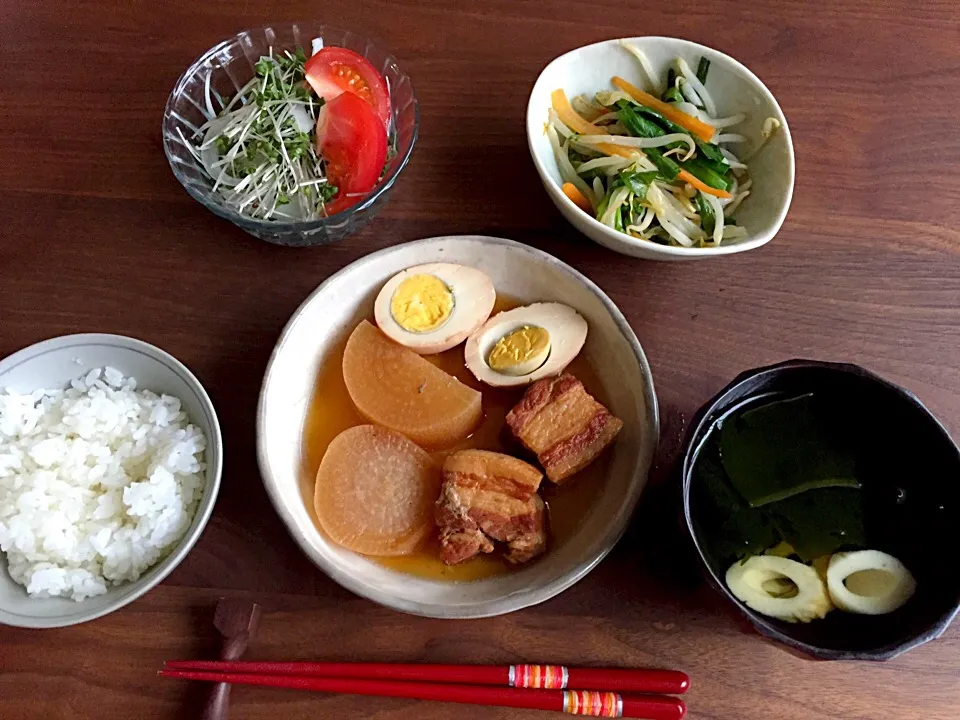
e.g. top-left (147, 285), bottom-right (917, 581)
top-left (160, 669), bottom-right (686, 719)
top-left (162, 661), bottom-right (689, 695)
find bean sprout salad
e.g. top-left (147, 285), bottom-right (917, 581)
top-left (548, 42), bottom-right (780, 248)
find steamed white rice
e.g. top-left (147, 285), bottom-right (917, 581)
top-left (0, 367), bottom-right (206, 601)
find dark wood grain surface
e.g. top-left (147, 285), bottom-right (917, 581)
top-left (2, 0), bottom-right (959, 718)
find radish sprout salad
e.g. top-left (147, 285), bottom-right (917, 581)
top-left (178, 41), bottom-right (395, 221)
top-left (548, 42), bottom-right (780, 248)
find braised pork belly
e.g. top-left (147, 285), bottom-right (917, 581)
top-left (506, 374), bottom-right (623, 483)
top-left (435, 449), bottom-right (547, 565)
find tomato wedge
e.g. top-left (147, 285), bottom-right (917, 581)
top-left (304, 47), bottom-right (391, 129)
top-left (316, 92), bottom-right (388, 216)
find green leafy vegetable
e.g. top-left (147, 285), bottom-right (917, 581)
top-left (568, 149), bottom-right (598, 166)
top-left (317, 183), bottom-right (339, 203)
top-left (595, 192), bottom-right (610, 220)
top-left (616, 102), bottom-right (665, 139)
top-left (626, 103), bottom-right (727, 164)
top-left (575, 166), bottom-right (610, 181)
top-left (691, 156), bottom-right (731, 176)
top-left (615, 100), bottom-right (733, 194)
top-left (662, 68), bottom-right (683, 104)
top-left (680, 158), bottom-right (733, 192)
top-left (695, 192), bottom-right (716, 235)
top-left (253, 48), bottom-right (310, 105)
top-left (619, 170), bottom-right (659, 198)
top-left (696, 57), bottom-right (711, 84)
top-left (645, 148), bottom-right (680, 181)
top-left (720, 394), bottom-right (860, 508)
top-left (617, 104), bottom-right (691, 180)
top-left (662, 86), bottom-right (684, 103)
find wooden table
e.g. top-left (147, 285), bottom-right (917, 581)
top-left (2, 0), bottom-right (959, 718)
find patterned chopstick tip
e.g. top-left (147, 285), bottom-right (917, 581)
top-left (562, 690), bottom-right (623, 717)
top-left (509, 664), bottom-right (569, 689)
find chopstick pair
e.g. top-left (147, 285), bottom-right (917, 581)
top-left (161, 661), bottom-right (689, 719)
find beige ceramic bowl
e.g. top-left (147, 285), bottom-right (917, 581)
top-left (527, 36), bottom-right (795, 260)
top-left (0, 334), bottom-right (223, 628)
top-left (257, 235), bottom-right (659, 618)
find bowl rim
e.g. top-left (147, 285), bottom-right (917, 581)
top-left (162, 21), bottom-right (420, 231)
top-left (680, 358), bottom-right (960, 661)
top-left (0, 333), bottom-right (224, 628)
top-left (525, 35), bottom-right (796, 258)
top-left (256, 234), bottom-right (660, 618)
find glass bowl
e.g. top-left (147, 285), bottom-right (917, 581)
top-left (162, 23), bottom-right (419, 247)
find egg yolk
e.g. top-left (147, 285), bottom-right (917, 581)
top-left (487, 326), bottom-right (551, 374)
top-left (390, 274), bottom-right (454, 334)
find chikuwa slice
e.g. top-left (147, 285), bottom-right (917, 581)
top-left (826, 550), bottom-right (916, 615)
top-left (726, 555), bottom-right (833, 623)
top-left (374, 263), bottom-right (496, 354)
top-left (464, 303), bottom-right (588, 387)
top-left (314, 425), bottom-right (441, 556)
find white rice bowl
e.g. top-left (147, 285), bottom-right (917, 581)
top-left (0, 367), bottom-right (206, 601)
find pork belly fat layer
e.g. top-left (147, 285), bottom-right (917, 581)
top-left (441, 448), bottom-right (542, 500)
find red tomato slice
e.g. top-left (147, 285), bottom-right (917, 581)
top-left (304, 47), bottom-right (391, 129)
top-left (316, 92), bottom-right (388, 216)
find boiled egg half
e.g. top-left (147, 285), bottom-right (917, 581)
top-left (374, 263), bottom-right (496, 354)
top-left (464, 303), bottom-right (588, 387)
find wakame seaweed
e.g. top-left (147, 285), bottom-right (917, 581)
top-left (692, 436), bottom-right (779, 563)
top-left (719, 394), bottom-right (860, 508)
top-left (692, 393), bottom-right (869, 566)
top-left (767, 486), bottom-right (866, 562)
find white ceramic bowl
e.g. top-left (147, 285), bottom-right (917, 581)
top-left (527, 36), bottom-right (795, 260)
top-left (258, 235), bottom-right (659, 618)
top-left (0, 334), bottom-right (223, 628)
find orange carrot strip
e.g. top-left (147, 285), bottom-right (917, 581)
top-left (551, 89), bottom-right (604, 135)
top-left (550, 89), bottom-right (637, 159)
top-left (561, 182), bottom-right (592, 212)
top-left (676, 169), bottom-right (732, 199)
top-left (611, 77), bottom-right (716, 142)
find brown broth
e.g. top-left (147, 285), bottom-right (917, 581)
top-left (299, 297), bottom-right (612, 582)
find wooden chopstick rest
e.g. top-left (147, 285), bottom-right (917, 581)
top-left (203, 599), bottom-right (262, 720)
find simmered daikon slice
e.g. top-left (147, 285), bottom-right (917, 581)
top-left (314, 425), bottom-right (441, 556)
top-left (342, 320), bottom-right (482, 449)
